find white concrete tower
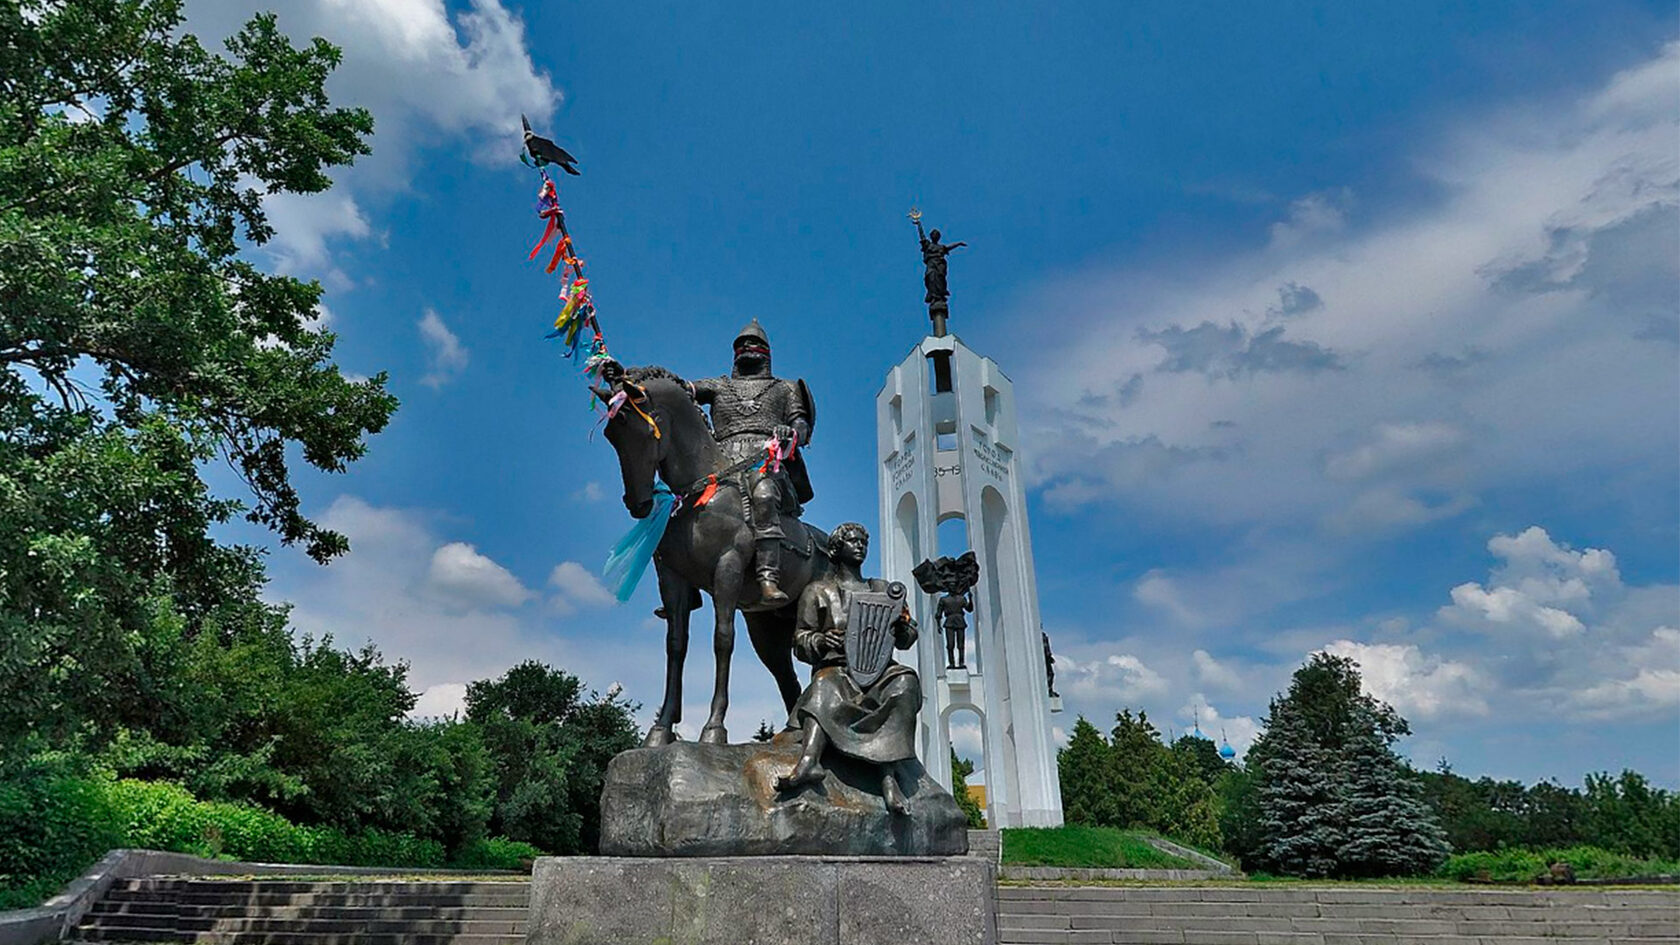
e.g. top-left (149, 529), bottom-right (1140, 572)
top-left (876, 334), bottom-right (1064, 828)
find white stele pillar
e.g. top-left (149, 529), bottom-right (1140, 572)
top-left (876, 334), bottom-right (1065, 828)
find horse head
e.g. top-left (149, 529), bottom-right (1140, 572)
top-left (596, 366), bottom-right (712, 519)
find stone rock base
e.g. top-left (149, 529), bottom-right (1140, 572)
top-left (525, 855), bottom-right (995, 945)
top-left (599, 734), bottom-right (969, 857)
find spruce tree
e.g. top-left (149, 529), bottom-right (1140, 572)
top-left (1057, 716), bottom-right (1117, 826)
top-left (1252, 706), bottom-right (1346, 876)
top-left (1336, 724), bottom-right (1449, 876)
top-left (1110, 709), bottom-right (1166, 827)
top-left (1248, 652), bottom-right (1448, 877)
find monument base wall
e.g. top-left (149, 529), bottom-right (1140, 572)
top-left (525, 855), bottom-right (994, 945)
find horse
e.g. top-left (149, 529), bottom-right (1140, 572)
top-left (595, 366), bottom-right (832, 747)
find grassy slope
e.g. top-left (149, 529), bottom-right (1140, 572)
top-left (1002, 826), bottom-right (1199, 869)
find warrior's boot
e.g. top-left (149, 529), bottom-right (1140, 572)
top-left (755, 538), bottom-right (788, 605)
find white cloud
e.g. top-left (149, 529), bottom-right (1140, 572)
top-left (261, 190), bottom-right (371, 286)
top-left (427, 541), bottom-right (531, 609)
top-left (572, 481), bottom-right (607, 503)
top-left (1427, 526), bottom-right (1679, 721)
top-left (183, 0), bottom-right (558, 279)
top-left (548, 561), bottom-right (616, 609)
top-left (1320, 639), bottom-right (1488, 720)
top-left (1020, 44), bottom-right (1678, 542)
top-left (418, 309), bottom-right (468, 388)
top-left (411, 681), bottom-right (468, 719)
top-left (1059, 652), bottom-right (1171, 703)
top-left (1191, 649), bottom-right (1243, 692)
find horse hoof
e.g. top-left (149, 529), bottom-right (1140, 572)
top-left (699, 724), bottom-right (729, 746)
top-left (642, 726), bottom-right (675, 748)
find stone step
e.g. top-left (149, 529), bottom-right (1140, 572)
top-left (998, 913), bottom-right (1677, 935)
top-left (1001, 928), bottom-right (1673, 941)
top-left (73, 931), bottom-right (523, 945)
top-left (99, 890), bottom-right (530, 909)
top-left (996, 885), bottom-right (1678, 906)
top-left (80, 913), bottom-right (525, 935)
top-left (89, 902), bottom-right (529, 922)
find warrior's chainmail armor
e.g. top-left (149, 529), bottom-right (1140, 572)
top-left (693, 319), bottom-right (812, 603)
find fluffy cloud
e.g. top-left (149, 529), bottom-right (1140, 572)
top-left (1020, 44), bottom-right (1678, 539)
top-left (411, 682), bottom-right (468, 720)
top-left (1319, 640), bottom-right (1488, 720)
top-left (1057, 652), bottom-right (1171, 703)
top-left (427, 542), bottom-right (530, 609)
top-left (1191, 649), bottom-right (1243, 693)
top-left (1432, 526), bottom-right (1677, 720)
top-left (548, 561), bottom-right (617, 611)
top-left (418, 309), bottom-right (468, 387)
top-left (183, 0), bottom-right (558, 281)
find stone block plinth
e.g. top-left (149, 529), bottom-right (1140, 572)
top-left (600, 737), bottom-right (968, 857)
top-left (525, 855), bottom-right (994, 945)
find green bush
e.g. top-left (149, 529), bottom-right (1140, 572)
top-left (0, 776), bottom-right (524, 908)
top-left (1438, 844), bottom-right (1680, 882)
top-left (0, 772), bottom-right (124, 910)
top-left (452, 836), bottom-right (542, 871)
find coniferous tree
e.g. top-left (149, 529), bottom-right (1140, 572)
top-left (1252, 706), bottom-right (1346, 876)
top-left (950, 751), bottom-right (986, 828)
top-left (1110, 709), bottom-right (1165, 827)
top-left (1248, 652), bottom-right (1448, 877)
top-left (1335, 724), bottom-right (1448, 876)
top-left (1058, 716), bottom-right (1117, 827)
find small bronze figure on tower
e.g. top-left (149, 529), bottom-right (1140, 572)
top-left (909, 207), bottom-right (966, 337)
top-left (913, 551), bottom-right (981, 670)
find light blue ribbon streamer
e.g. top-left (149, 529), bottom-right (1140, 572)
top-left (603, 483), bottom-right (675, 602)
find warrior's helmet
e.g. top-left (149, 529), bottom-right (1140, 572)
top-left (732, 318), bottom-right (771, 376)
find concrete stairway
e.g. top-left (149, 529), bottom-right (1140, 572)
top-left (996, 884), bottom-right (1680, 945)
top-left (70, 877), bottom-right (530, 944)
top-left (969, 829), bottom-right (1002, 864)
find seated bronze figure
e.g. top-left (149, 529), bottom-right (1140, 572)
top-left (776, 523), bottom-right (920, 814)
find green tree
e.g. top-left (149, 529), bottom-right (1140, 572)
top-left (1334, 726), bottom-right (1447, 877)
top-left (950, 750), bottom-right (985, 829)
top-left (1110, 709), bottom-right (1166, 828)
top-left (0, 0), bottom-right (394, 765)
top-left (1584, 770), bottom-right (1679, 859)
top-left (1057, 716), bottom-right (1116, 827)
top-left (1248, 653), bottom-right (1448, 877)
top-left (1172, 733), bottom-right (1232, 787)
top-left (752, 720), bottom-right (775, 742)
top-left (466, 661), bottom-right (640, 855)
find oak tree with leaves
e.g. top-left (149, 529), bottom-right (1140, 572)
top-left (0, 0), bottom-right (395, 761)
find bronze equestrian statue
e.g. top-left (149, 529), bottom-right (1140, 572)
top-left (594, 331), bottom-right (826, 747)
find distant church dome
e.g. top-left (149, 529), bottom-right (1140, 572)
top-left (1218, 740), bottom-right (1237, 760)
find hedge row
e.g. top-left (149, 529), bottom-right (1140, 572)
top-left (0, 776), bottom-right (540, 910)
top-left (1437, 844), bottom-right (1680, 882)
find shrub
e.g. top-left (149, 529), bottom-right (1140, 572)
top-left (1438, 844), bottom-right (1680, 882)
top-left (0, 772), bottom-right (123, 910)
top-left (0, 776), bottom-right (500, 908)
top-left (452, 836), bottom-right (543, 871)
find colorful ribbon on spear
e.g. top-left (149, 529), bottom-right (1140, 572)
top-left (520, 115), bottom-right (615, 397)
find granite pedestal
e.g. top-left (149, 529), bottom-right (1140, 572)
top-left (524, 855), bottom-right (995, 945)
top-left (600, 736), bottom-right (969, 857)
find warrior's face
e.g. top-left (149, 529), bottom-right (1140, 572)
top-left (733, 340), bottom-right (771, 377)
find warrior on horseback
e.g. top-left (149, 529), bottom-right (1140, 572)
top-left (692, 320), bottom-right (817, 606)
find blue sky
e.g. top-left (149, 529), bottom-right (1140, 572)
top-left (187, 1), bottom-right (1678, 786)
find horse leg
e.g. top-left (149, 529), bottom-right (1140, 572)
top-left (745, 609), bottom-right (802, 716)
top-left (644, 562), bottom-right (691, 748)
top-left (699, 549), bottom-right (746, 745)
